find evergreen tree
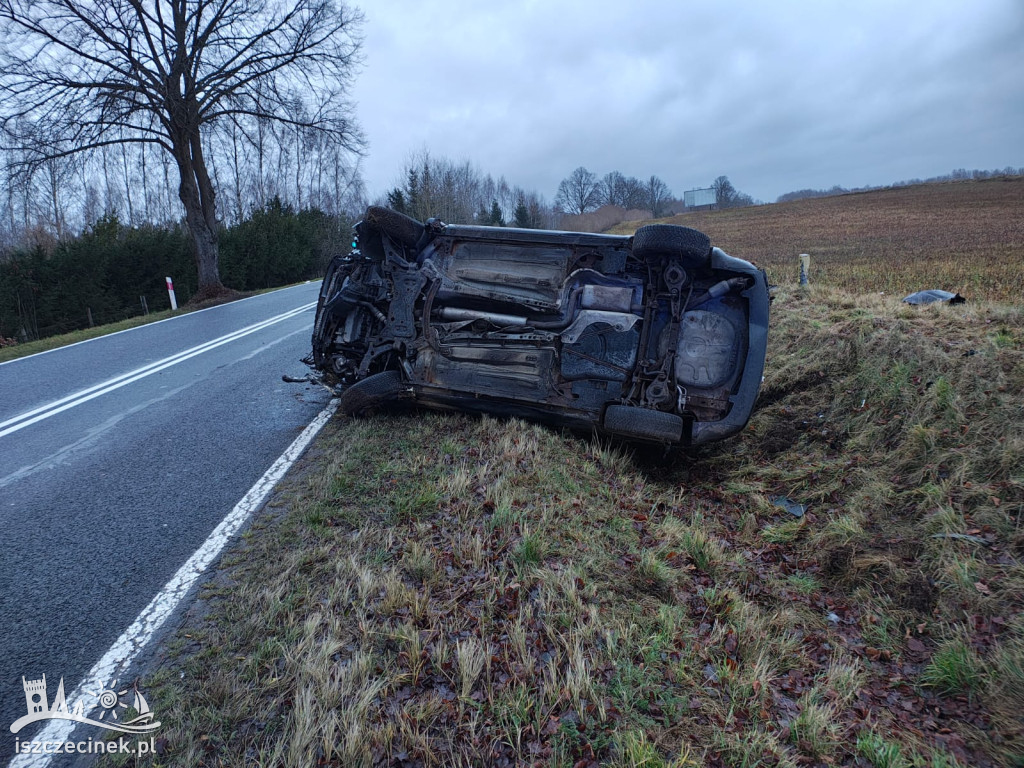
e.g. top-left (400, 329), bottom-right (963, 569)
top-left (406, 168), bottom-right (420, 218)
top-left (418, 161), bottom-right (432, 220)
top-left (386, 188), bottom-right (407, 214)
top-left (488, 200), bottom-right (505, 227)
top-left (513, 196), bottom-right (530, 228)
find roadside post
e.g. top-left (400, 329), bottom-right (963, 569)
top-left (799, 254), bottom-right (810, 286)
top-left (166, 277), bottom-right (178, 310)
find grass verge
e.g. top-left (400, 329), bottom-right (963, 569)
top-left (104, 287), bottom-right (1022, 767)
top-left (0, 308), bottom-right (185, 364)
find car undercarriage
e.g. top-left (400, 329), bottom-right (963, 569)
top-left (310, 206), bottom-right (769, 447)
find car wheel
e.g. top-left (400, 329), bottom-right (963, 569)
top-left (603, 405), bottom-right (684, 443)
top-left (338, 371), bottom-right (406, 415)
top-left (632, 224), bottom-right (711, 268)
top-left (312, 257), bottom-right (346, 335)
top-left (365, 206), bottom-right (426, 249)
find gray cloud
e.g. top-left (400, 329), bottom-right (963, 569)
top-left (351, 0), bottom-right (1024, 203)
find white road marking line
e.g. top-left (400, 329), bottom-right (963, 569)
top-left (0, 302), bottom-right (316, 438)
top-left (7, 398), bottom-right (339, 768)
top-left (0, 302), bottom-right (313, 430)
top-left (0, 282), bottom-right (316, 369)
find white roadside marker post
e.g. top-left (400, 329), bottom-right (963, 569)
top-left (799, 253), bottom-right (810, 287)
top-left (166, 276), bottom-right (178, 310)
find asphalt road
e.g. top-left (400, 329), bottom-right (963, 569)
top-left (0, 283), bottom-right (332, 758)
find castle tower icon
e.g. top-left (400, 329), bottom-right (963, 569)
top-left (11, 673), bottom-right (154, 735)
top-left (23, 675), bottom-right (48, 715)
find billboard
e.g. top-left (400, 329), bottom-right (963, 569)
top-left (684, 187), bottom-right (716, 208)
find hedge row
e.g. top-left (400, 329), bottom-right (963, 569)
top-left (0, 198), bottom-right (351, 341)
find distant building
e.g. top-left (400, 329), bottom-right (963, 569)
top-left (684, 188), bottom-right (716, 210)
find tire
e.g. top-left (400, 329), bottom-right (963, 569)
top-left (632, 224), bottom-right (711, 269)
top-left (365, 206), bottom-right (425, 249)
top-left (317, 253), bottom-right (348, 306)
top-left (603, 405), bottom-right (684, 443)
top-left (338, 371), bottom-right (406, 415)
top-left (311, 256), bottom-right (349, 365)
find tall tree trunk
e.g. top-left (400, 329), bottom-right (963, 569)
top-left (120, 141), bottom-right (135, 225)
top-left (294, 127), bottom-right (303, 209)
top-left (102, 146), bottom-right (115, 215)
top-left (179, 181), bottom-right (221, 293)
top-left (174, 130), bottom-right (223, 296)
top-left (140, 145), bottom-right (150, 222)
top-left (161, 152), bottom-right (174, 224)
top-left (256, 120), bottom-right (266, 208)
top-left (231, 126), bottom-right (244, 224)
top-left (47, 162), bottom-right (64, 239)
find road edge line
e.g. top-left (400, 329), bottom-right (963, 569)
top-left (8, 398), bottom-right (339, 767)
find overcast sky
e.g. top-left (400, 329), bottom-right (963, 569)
top-left (349, 0), bottom-right (1023, 205)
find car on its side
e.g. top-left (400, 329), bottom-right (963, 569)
top-left (310, 206), bottom-right (769, 447)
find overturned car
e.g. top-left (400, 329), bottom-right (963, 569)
top-left (310, 207), bottom-right (769, 447)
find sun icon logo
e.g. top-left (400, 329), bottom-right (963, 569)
top-left (84, 678), bottom-right (156, 726)
top-left (86, 679), bottom-right (130, 722)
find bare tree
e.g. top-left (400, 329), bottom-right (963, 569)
top-left (599, 170), bottom-right (626, 208)
top-left (645, 175), bottom-right (671, 218)
top-left (620, 175), bottom-right (647, 210)
top-left (712, 175), bottom-right (755, 209)
top-left (554, 166), bottom-right (600, 215)
top-left (41, 155), bottom-right (81, 239)
top-left (0, 0), bottom-right (364, 296)
top-left (713, 175), bottom-right (737, 208)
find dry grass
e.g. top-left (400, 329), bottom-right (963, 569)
top-left (103, 286), bottom-right (1022, 767)
top-left (610, 176), bottom-right (1024, 303)
top-left (0, 307), bottom-right (182, 363)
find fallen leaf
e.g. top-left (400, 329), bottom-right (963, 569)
top-left (865, 647), bottom-right (892, 661)
top-left (723, 630), bottom-right (739, 657)
top-left (974, 581), bottom-right (991, 595)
